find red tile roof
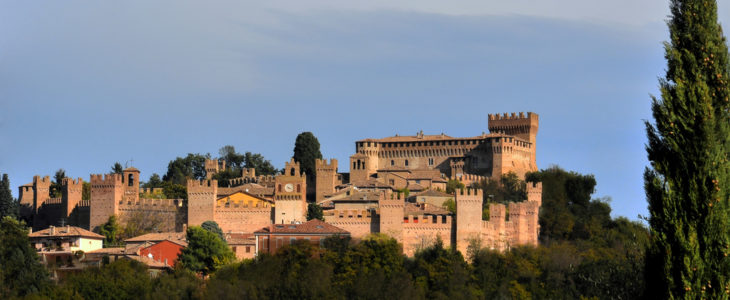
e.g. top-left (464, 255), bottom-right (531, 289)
top-left (125, 232), bottom-right (186, 244)
top-left (254, 219), bottom-right (349, 235)
top-left (29, 226), bottom-right (104, 239)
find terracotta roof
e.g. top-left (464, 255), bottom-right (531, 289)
top-left (29, 226), bottom-right (104, 240)
top-left (254, 219), bottom-right (349, 235)
top-left (86, 247), bottom-right (126, 255)
top-left (125, 232), bottom-right (186, 243)
top-left (356, 133), bottom-right (515, 143)
top-left (123, 167), bottom-right (140, 172)
top-left (354, 179), bottom-right (394, 189)
top-left (127, 255), bottom-right (170, 269)
top-left (412, 189), bottom-right (452, 198)
top-left (406, 183), bottom-right (426, 191)
top-left (225, 233), bottom-right (254, 245)
top-left (404, 203), bottom-right (452, 216)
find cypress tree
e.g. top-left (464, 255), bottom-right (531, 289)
top-left (293, 132), bottom-right (323, 177)
top-left (644, 0), bottom-right (730, 298)
top-left (0, 174), bottom-right (16, 219)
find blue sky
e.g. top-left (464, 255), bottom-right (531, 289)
top-left (1, 1), bottom-right (729, 220)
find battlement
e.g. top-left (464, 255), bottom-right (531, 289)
top-left (118, 198), bottom-right (182, 208)
top-left (90, 173), bottom-right (122, 185)
top-left (455, 188), bottom-right (483, 201)
top-left (508, 201), bottom-right (539, 216)
top-left (33, 175), bottom-right (51, 184)
top-left (139, 187), bottom-right (164, 195)
top-left (316, 158), bottom-right (338, 169)
top-left (283, 158), bottom-right (303, 177)
top-left (328, 209), bottom-right (373, 219)
top-left (488, 112), bottom-right (538, 121)
top-left (241, 168), bottom-right (256, 178)
top-left (403, 214), bottom-right (452, 225)
top-left (62, 177), bottom-right (83, 186)
top-left (527, 181), bottom-right (542, 205)
top-left (187, 179), bottom-right (217, 193)
top-left (78, 200), bottom-right (90, 207)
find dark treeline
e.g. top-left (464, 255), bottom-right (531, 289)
top-left (0, 166), bottom-right (649, 299)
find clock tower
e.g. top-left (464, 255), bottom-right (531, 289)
top-left (274, 158), bottom-right (307, 224)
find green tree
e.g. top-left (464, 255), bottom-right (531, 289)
top-left (244, 151), bottom-right (277, 176)
top-left (219, 145), bottom-right (245, 169)
top-left (445, 179), bottom-right (465, 194)
top-left (99, 215), bottom-right (121, 247)
top-left (163, 153), bottom-right (209, 185)
top-left (143, 173), bottom-right (163, 189)
top-left (161, 181), bottom-right (187, 200)
top-left (442, 198), bottom-right (456, 214)
top-left (0, 217), bottom-right (50, 298)
top-left (179, 226), bottom-right (235, 275)
top-left (50, 168), bottom-right (65, 198)
top-left (111, 162), bottom-right (123, 174)
top-left (644, 0), bottom-right (730, 297)
top-left (81, 181), bottom-right (91, 200)
top-left (201, 220), bottom-right (225, 241)
top-left (293, 132), bottom-right (323, 177)
top-left (0, 174), bottom-right (17, 219)
top-left (307, 203), bottom-right (324, 221)
top-left (60, 259), bottom-right (152, 300)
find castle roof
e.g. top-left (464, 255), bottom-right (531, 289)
top-left (123, 167), bottom-right (140, 173)
top-left (254, 219), bottom-right (349, 235)
top-left (125, 232), bottom-right (186, 245)
top-left (225, 233), bottom-right (254, 245)
top-left (29, 226), bottom-right (104, 240)
top-left (404, 203), bottom-right (452, 216)
top-left (411, 189), bottom-right (452, 198)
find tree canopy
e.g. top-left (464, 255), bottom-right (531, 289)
top-left (644, 0), bottom-right (730, 297)
top-left (201, 220), bottom-right (225, 241)
top-left (0, 217), bottom-right (50, 298)
top-left (293, 132), bottom-right (323, 177)
top-left (163, 153), bottom-right (209, 185)
top-left (179, 226), bottom-right (235, 275)
top-left (0, 174), bottom-right (17, 220)
top-left (111, 162), bottom-right (123, 174)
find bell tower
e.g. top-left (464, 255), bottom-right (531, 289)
top-left (274, 158), bottom-right (307, 224)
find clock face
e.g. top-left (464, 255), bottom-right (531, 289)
top-left (284, 183), bottom-right (294, 192)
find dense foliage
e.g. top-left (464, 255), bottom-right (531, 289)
top-left (178, 226), bottom-right (235, 275)
top-left (99, 215), bottom-right (121, 247)
top-left (644, 0), bottom-right (730, 297)
top-left (163, 153), bottom-right (210, 185)
top-left (0, 174), bottom-right (17, 219)
top-left (201, 220), bottom-right (225, 241)
top-left (307, 203), bottom-right (324, 221)
top-left (293, 132), bottom-right (323, 177)
top-left (0, 217), bottom-right (50, 298)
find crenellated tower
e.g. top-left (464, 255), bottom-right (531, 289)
top-left (187, 179), bottom-right (218, 226)
top-left (205, 159), bottom-right (226, 179)
top-left (315, 158), bottom-right (338, 203)
top-left (89, 173), bottom-right (123, 230)
top-left (62, 177), bottom-right (83, 218)
top-left (121, 167), bottom-right (140, 204)
top-left (274, 158), bottom-right (306, 224)
top-left (455, 188), bottom-right (483, 256)
top-left (379, 192), bottom-right (405, 243)
top-left (488, 112), bottom-right (539, 172)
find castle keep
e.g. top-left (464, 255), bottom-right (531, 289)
top-left (20, 112), bottom-right (542, 256)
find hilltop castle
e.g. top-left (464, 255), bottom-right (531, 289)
top-left (19, 112), bottom-right (542, 255)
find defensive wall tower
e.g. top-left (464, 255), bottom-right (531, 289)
top-left (187, 179), bottom-right (218, 227)
top-left (315, 158), bottom-right (338, 203)
top-left (379, 192), bottom-right (405, 243)
top-left (455, 188), bottom-right (483, 256)
top-left (488, 112), bottom-right (539, 170)
top-left (241, 168), bottom-right (255, 178)
top-left (274, 158), bottom-right (307, 224)
top-left (62, 177), bottom-right (83, 218)
top-left (350, 140), bottom-right (379, 185)
top-left (89, 173), bottom-right (123, 231)
top-left (32, 175), bottom-right (51, 214)
top-left (527, 182), bottom-right (543, 206)
top-left (205, 159), bottom-right (225, 179)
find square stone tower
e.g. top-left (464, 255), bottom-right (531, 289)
top-left (274, 158), bottom-right (307, 224)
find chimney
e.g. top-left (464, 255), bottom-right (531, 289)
top-left (49, 226), bottom-right (55, 235)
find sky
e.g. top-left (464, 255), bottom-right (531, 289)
top-left (1, 1), bottom-right (729, 220)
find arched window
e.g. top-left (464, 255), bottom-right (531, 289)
top-left (290, 168), bottom-right (295, 176)
top-left (278, 184), bottom-right (282, 192)
top-left (297, 184), bottom-right (301, 193)
top-left (353, 162), bottom-right (356, 169)
top-left (405, 160), bottom-right (409, 167)
top-left (391, 160), bottom-right (395, 166)
top-left (128, 174), bottom-right (134, 187)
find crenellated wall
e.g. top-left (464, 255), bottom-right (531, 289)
top-left (315, 158), bottom-right (339, 203)
top-left (402, 214), bottom-right (453, 256)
